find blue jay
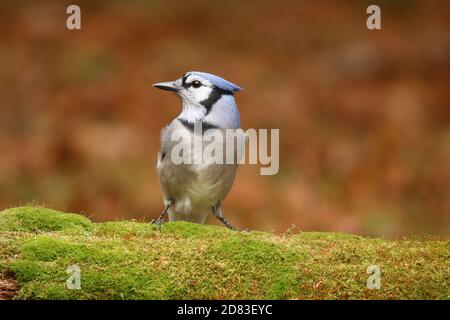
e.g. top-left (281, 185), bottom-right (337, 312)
top-left (152, 71), bottom-right (243, 230)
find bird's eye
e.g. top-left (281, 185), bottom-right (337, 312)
top-left (191, 80), bottom-right (202, 88)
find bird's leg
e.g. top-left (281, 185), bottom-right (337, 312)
top-left (212, 204), bottom-right (242, 231)
top-left (153, 200), bottom-right (173, 229)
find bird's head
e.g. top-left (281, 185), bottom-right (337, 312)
top-left (153, 72), bottom-right (242, 126)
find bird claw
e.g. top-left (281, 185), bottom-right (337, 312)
top-left (152, 217), bottom-right (165, 230)
top-left (233, 226), bottom-right (250, 233)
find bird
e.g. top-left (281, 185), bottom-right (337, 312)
top-left (152, 71), bottom-right (243, 230)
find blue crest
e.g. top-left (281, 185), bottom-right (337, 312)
top-left (187, 71), bottom-right (242, 93)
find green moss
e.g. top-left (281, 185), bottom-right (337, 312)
top-left (160, 221), bottom-right (231, 239)
top-left (10, 260), bottom-right (47, 282)
top-left (209, 238), bottom-right (304, 299)
top-left (79, 269), bottom-right (175, 299)
top-left (20, 236), bottom-right (90, 262)
top-left (0, 206), bottom-right (448, 300)
top-left (93, 221), bottom-right (156, 237)
top-left (0, 206), bottom-right (91, 233)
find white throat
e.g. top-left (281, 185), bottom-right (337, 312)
top-left (178, 100), bottom-right (206, 123)
top-left (177, 95), bottom-right (240, 129)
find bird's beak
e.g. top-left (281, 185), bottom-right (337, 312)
top-left (152, 81), bottom-right (179, 92)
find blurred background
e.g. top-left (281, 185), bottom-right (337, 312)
top-left (0, 0), bottom-right (449, 237)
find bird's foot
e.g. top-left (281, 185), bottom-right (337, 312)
top-left (152, 217), bottom-right (165, 230)
top-left (152, 201), bottom-right (173, 230)
top-left (216, 216), bottom-right (248, 232)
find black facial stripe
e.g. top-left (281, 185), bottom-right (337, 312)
top-left (182, 77), bottom-right (201, 89)
top-left (201, 86), bottom-right (232, 115)
top-left (178, 118), bottom-right (219, 134)
top-left (181, 73), bottom-right (190, 88)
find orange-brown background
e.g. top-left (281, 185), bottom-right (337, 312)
top-left (0, 0), bottom-right (449, 236)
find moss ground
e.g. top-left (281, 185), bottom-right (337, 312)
top-left (0, 206), bottom-right (448, 299)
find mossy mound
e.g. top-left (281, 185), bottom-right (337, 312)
top-left (0, 206), bottom-right (448, 299)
